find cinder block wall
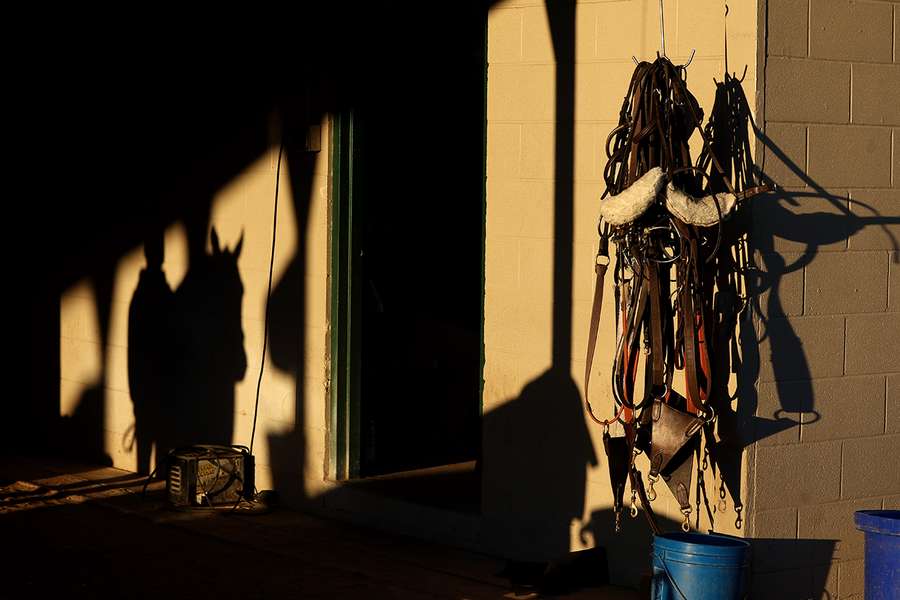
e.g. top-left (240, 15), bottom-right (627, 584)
top-left (483, 0), bottom-right (756, 585)
top-left (752, 1), bottom-right (900, 597)
top-left (59, 120), bottom-right (332, 501)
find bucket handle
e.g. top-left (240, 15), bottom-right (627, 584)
top-left (657, 554), bottom-right (689, 600)
top-left (656, 551), bottom-right (751, 600)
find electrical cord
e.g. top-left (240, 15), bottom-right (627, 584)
top-left (250, 142), bottom-right (283, 456)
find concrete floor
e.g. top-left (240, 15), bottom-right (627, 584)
top-left (0, 457), bottom-right (639, 600)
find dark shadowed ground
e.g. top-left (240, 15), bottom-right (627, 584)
top-left (0, 457), bottom-right (637, 600)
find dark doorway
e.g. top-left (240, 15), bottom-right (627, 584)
top-left (331, 5), bottom-right (487, 484)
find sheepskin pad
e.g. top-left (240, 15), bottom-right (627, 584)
top-left (665, 184), bottom-right (737, 227)
top-left (599, 167), bottom-right (665, 226)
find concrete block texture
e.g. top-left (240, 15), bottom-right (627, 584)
top-left (808, 0), bottom-right (894, 63)
top-left (841, 433), bottom-right (900, 498)
top-left (888, 374), bottom-right (899, 433)
top-left (839, 558), bottom-right (865, 598)
top-left (891, 129), bottom-right (900, 188)
top-left (852, 62), bottom-right (900, 126)
top-left (486, 63), bottom-right (555, 122)
top-left (848, 189), bottom-right (900, 250)
top-left (755, 441), bottom-right (842, 509)
top-left (753, 252), bottom-right (805, 316)
top-left (758, 315), bottom-right (845, 382)
top-left (804, 251), bottom-right (888, 314)
top-left (766, 58), bottom-right (849, 124)
top-left (767, 0), bottom-right (809, 58)
top-left (896, 6), bottom-right (899, 63)
top-left (845, 313), bottom-right (900, 374)
top-left (756, 381), bottom-right (802, 445)
top-left (798, 497), bottom-right (883, 560)
top-left (756, 0), bottom-right (900, 592)
top-left (797, 376), bottom-right (886, 442)
top-left (487, 8), bottom-right (522, 64)
top-left (891, 252), bottom-right (900, 310)
top-left (761, 123), bottom-right (807, 188)
top-left (807, 125), bottom-right (893, 188)
top-left (752, 506), bottom-right (799, 538)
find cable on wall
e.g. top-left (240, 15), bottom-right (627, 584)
top-left (250, 142), bottom-right (284, 455)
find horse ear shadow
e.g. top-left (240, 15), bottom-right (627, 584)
top-left (210, 226), bottom-right (221, 255)
top-left (232, 230), bottom-right (244, 259)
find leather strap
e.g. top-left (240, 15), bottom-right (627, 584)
top-left (603, 431), bottom-right (631, 516)
top-left (630, 468), bottom-right (662, 534)
top-left (663, 443), bottom-right (696, 514)
top-left (647, 264), bottom-right (666, 390)
top-left (584, 228), bottom-right (611, 425)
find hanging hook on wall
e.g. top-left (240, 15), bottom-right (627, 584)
top-left (658, 0), bottom-right (667, 57)
top-left (724, 3), bottom-right (730, 77)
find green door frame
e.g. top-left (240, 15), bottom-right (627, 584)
top-left (327, 14), bottom-right (488, 480)
top-left (328, 110), bottom-right (362, 480)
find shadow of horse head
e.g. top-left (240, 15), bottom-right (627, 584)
top-left (170, 225), bottom-right (248, 447)
top-left (206, 227), bottom-right (247, 382)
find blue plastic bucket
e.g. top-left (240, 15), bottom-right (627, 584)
top-left (854, 510), bottom-right (899, 600)
top-left (651, 532), bottom-right (750, 600)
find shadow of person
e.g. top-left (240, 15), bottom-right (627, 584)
top-left (170, 225), bottom-right (247, 448)
top-left (127, 228), bottom-right (175, 474)
top-left (482, 367), bottom-right (597, 591)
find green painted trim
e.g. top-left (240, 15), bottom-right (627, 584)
top-left (328, 112), bottom-right (346, 479)
top-left (346, 112), bottom-right (362, 479)
top-left (328, 110), bottom-right (361, 480)
top-left (479, 8), bottom-right (488, 420)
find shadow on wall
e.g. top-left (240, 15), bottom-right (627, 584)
top-left (264, 119), bottom-right (318, 506)
top-left (749, 119), bottom-right (900, 427)
top-left (127, 212), bottom-right (248, 474)
top-left (687, 71), bottom-right (900, 521)
top-left (127, 225), bottom-right (174, 474)
top-left (18, 7), bottom-right (899, 600)
top-left (726, 70), bottom-right (897, 600)
top-left (481, 0), bottom-right (590, 570)
top-left (748, 537), bottom-right (838, 600)
top-left (58, 268), bottom-right (115, 467)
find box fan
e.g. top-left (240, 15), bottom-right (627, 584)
top-left (166, 445), bottom-right (254, 507)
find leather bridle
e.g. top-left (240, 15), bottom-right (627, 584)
top-left (584, 57), bottom-right (768, 534)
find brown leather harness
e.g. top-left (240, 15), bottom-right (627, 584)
top-left (584, 57), bottom-right (767, 534)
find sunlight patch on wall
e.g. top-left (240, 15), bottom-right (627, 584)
top-left (60, 279), bottom-right (102, 417)
top-left (208, 147), bottom-right (301, 447)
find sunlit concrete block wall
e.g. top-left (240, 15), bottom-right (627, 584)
top-left (59, 118), bottom-right (331, 501)
top-left (482, 0), bottom-right (757, 584)
top-left (750, 1), bottom-right (900, 598)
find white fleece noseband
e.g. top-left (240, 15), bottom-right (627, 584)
top-left (598, 167), bottom-right (665, 226)
top-left (664, 183), bottom-right (737, 227)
